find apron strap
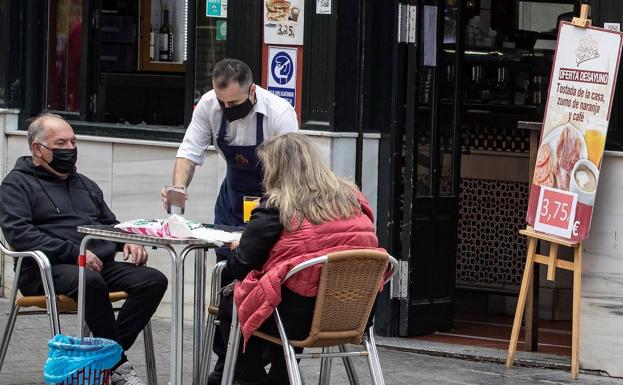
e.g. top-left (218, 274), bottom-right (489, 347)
top-left (256, 113), bottom-right (264, 144)
top-left (218, 111), bottom-right (227, 142)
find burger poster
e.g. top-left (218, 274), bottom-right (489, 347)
top-left (264, 0), bottom-right (304, 45)
top-left (527, 22), bottom-right (622, 241)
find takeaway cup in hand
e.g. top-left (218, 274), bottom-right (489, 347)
top-left (165, 186), bottom-right (186, 215)
top-left (243, 196), bottom-right (260, 223)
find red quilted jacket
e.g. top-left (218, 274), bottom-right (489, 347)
top-left (233, 195), bottom-right (382, 345)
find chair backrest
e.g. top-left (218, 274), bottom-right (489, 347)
top-left (293, 249), bottom-right (392, 347)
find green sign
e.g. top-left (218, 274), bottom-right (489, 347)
top-left (207, 0), bottom-right (222, 17)
top-left (216, 20), bottom-right (227, 41)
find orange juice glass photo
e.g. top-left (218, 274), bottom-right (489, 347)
top-left (584, 117), bottom-right (609, 168)
top-left (243, 196), bottom-right (261, 223)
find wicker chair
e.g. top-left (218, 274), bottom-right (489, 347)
top-left (0, 241), bottom-right (158, 385)
top-left (218, 249), bottom-right (398, 385)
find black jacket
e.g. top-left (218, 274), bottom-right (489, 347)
top-left (0, 156), bottom-right (121, 271)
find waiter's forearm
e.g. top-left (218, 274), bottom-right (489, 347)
top-left (173, 157), bottom-right (196, 187)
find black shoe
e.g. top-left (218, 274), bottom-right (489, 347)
top-left (208, 356), bottom-right (225, 385)
top-left (208, 369), bottom-right (223, 385)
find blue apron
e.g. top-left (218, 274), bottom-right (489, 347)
top-left (214, 113), bottom-right (264, 229)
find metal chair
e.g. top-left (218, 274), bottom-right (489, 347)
top-left (0, 241), bottom-right (158, 385)
top-left (197, 260), bottom-right (227, 384)
top-left (217, 249), bottom-right (398, 385)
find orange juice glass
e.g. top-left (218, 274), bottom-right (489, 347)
top-left (243, 196), bottom-right (261, 223)
top-left (584, 117), bottom-right (609, 167)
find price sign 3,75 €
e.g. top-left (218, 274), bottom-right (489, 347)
top-left (534, 187), bottom-right (578, 239)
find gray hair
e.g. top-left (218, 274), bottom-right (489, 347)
top-left (27, 113), bottom-right (64, 149)
top-left (212, 58), bottom-right (253, 89)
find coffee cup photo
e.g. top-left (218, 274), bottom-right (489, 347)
top-left (570, 159), bottom-right (599, 206)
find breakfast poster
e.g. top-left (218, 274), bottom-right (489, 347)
top-left (264, 0), bottom-right (304, 45)
top-left (527, 22), bottom-right (622, 241)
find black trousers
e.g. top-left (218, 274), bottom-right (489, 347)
top-left (218, 286), bottom-right (316, 385)
top-left (18, 261), bottom-right (168, 353)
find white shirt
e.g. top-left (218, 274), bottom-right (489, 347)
top-left (177, 86), bottom-right (299, 165)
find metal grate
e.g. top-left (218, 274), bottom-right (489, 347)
top-left (456, 178), bottom-right (529, 290)
top-left (466, 124), bottom-right (530, 153)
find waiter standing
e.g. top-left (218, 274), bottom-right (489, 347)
top-left (165, 58), bottom-right (298, 384)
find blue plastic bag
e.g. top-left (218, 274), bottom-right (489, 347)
top-left (44, 334), bottom-right (122, 384)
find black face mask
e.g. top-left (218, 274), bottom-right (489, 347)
top-left (220, 86), bottom-right (255, 122)
top-left (40, 144), bottom-right (78, 174)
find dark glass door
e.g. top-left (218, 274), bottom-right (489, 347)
top-left (46, 0), bottom-right (84, 114)
top-left (399, 0), bottom-right (464, 336)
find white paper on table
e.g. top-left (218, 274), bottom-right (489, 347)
top-left (164, 215), bottom-right (242, 245)
top-left (115, 215), bottom-right (242, 246)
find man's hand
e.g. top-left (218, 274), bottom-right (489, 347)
top-left (85, 250), bottom-right (103, 272)
top-left (123, 243), bottom-right (148, 266)
top-left (229, 240), bottom-right (239, 251)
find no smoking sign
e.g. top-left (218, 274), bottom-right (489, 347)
top-left (267, 46), bottom-right (297, 107)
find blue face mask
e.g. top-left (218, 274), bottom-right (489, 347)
top-left (40, 144), bottom-right (78, 174)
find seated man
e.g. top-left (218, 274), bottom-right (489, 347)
top-left (0, 113), bottom-right (168, 385)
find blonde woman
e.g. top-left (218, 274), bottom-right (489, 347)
top-left (218, 133), bottom-right (382, 385)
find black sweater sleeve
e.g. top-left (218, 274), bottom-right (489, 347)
top-left (226, 204), bottom-right (283, 280)
top-left (0, 174), bottom-right (80, 264)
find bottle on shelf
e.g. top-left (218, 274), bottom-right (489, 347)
top-left (528, 76), bottom-right (544, 106)
top-left (441, 64), bottom-right (455, 101)
top-left (466, 65), bottom-right (485, 103)
top-left (492, 67), bottom-right (511, 104)
top-left (159, 4), bottom-right (174, 62)
top-left (149, 24), bottom-right (157, 61)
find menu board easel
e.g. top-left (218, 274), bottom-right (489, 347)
top-left (506, 5), bottom-right (622, 379)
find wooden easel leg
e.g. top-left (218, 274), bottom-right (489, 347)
top-left (547, 242), bottom-right (559, 281)
top-left (525, 263), bottom-right (540, 351)
top-left (571, 245), bottom-right (583, 379)
top-left (507, 237), bottom-right (537, 367)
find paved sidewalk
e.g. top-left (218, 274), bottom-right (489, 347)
top-left (0, 299), bottom-right (621, 385)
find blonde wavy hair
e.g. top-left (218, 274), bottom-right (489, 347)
top-left (258, 133), bottom-right (362, 231)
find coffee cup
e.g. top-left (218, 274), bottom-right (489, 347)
top-left (165, 186), bottom-right (186, 215)
top-left (290, 6), bottom-right (300, 21)
top-left (570, 159), bottom-right (599, 206)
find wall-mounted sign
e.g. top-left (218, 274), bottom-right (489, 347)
top-left (216, 20), bottom-right (227, 41)
top-left (527, 22), bottom-right (622, 241)
top-left (264, 0), bottom-right (304, 46)
top-left (207, 0), bottom-right (227, 18)
top-left (316, 0), bottom-right (331, 15)
top-left (267, 46), bottom-right (297, 107)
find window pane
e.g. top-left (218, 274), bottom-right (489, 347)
top-left (194, 1), bottom-right (227, 105)
top-left (47, 0), bottom-right (82, 112)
